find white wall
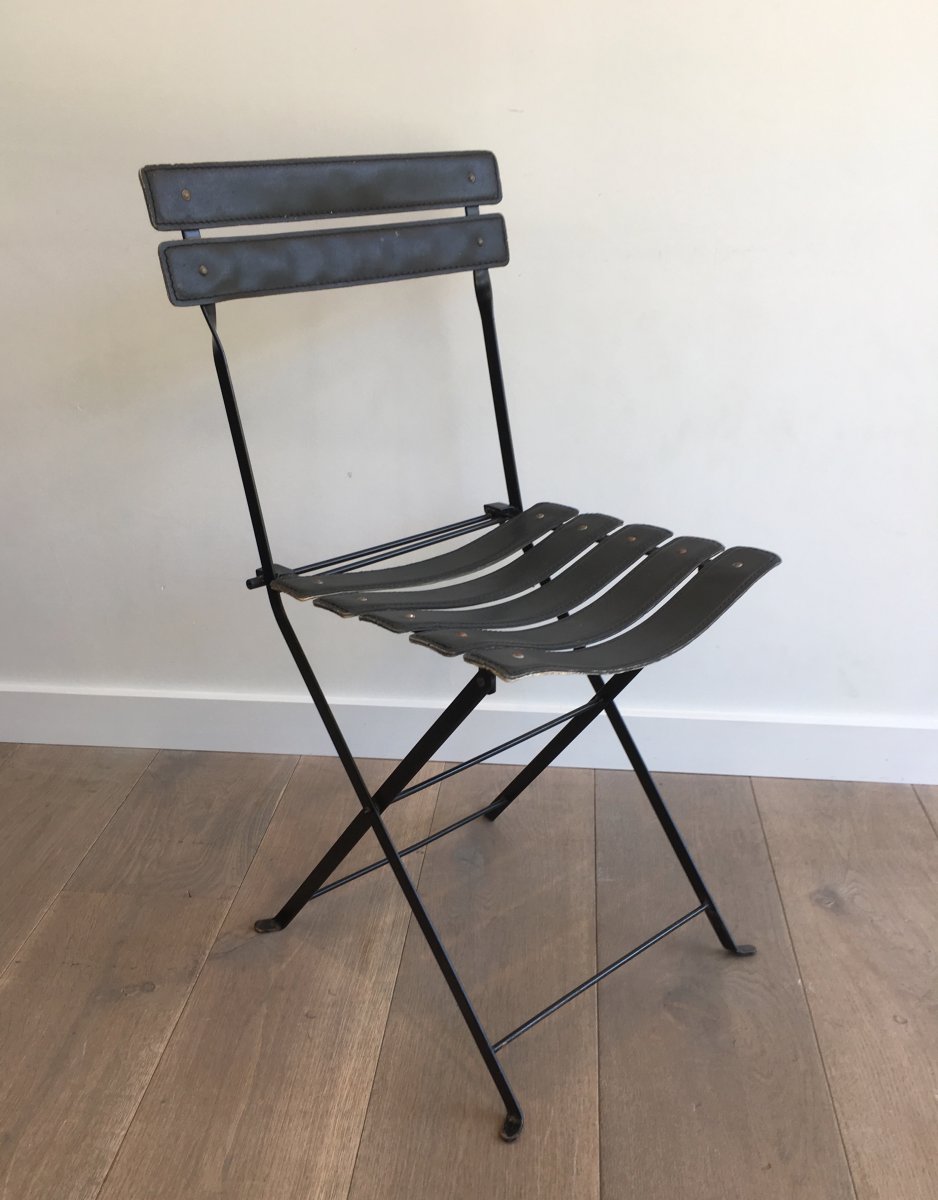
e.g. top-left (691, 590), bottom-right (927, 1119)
top-left (2, 1), bottom-right (936, 781)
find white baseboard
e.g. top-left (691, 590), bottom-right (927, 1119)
top-left (0, 684), bottom-right (934, 784)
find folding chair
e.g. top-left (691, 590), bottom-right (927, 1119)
top-left (139, 151), bottom-right (780, 1141)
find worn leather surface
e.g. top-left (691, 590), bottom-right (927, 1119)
top-left (465, 547), bottom-right (781, 680)
top-left (317, 513), bottom-right (621, 617)
top-left (364, 523), bottom-right (671, 634)
top-left (159, 214), bottom-right (508, 305)
top-left (140, 152), bottom-right (501, 230)
top-left (140, 153), bottom-right (780, 681)
top-left (273, 503), bottom-right (577, 599)
top-left (412, 535), bottom-right (722, 655)
top-left (280, 499), bottom-right (778, 680)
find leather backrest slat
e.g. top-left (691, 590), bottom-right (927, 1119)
top-left (158, 215), bottom-right (508, 305)
top-left (140, 152), bottom-right (501, 230)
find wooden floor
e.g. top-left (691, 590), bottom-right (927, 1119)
top-left (1, 744), bottom-right (935, 1200)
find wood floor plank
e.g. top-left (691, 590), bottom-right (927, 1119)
top-left (596, 771), bottom-right (855, 1200)
top-left (754, 778), bottom-right (938, 1200)
top-left (0, 892), bottom-right (226, 1200)
top-left (67, 748), bottom-right (294, 900)
top-left (0, 749), bottom-right (295, 1200)
top-left (96, 757), bottom-right (440, 1200)
top-left (0, 744), bottom-right (155, 974)
top-left (348, 764), bottom-right (599, 1200)
top-left (914, 785), bottom-right (938, 836)
top-left (0, 744), bottom-right (17, 769)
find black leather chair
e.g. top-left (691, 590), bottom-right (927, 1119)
top-left (140, 151), bottom-right (779, 1141)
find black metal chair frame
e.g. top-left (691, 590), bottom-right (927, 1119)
top-left (140, 151), bottom-right (779, 1141)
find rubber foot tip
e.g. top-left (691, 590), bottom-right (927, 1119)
top-left (734, 943), bottom-right (757, 957)
top-left (500, 1113), bottom-right (524, 1142)
top-left (254, 917), bottom-right (283, 934)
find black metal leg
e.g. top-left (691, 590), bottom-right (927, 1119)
top-left (256, 598), bottom-right (522, 1134)
top-left (254, 590), bottom-right (751, 1139)
top-left (587, 675), bottom-right (755, 957)
top-left (362, 800), bottom-right (524, 1140)
top-left (256, 668), bottom-right (496, 932)
top-left (485, 671), bottom-right (637, 822)
top-left (255, 812), bottom-right (372, 933)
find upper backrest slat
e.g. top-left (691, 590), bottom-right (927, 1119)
top-left (140, 152), bottom-right (501, 231)
top-left (158, 214), bottom-right (508, 305)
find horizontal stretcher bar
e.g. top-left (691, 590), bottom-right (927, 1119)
top-left (246, 511), bottom-right (495, 589)
top-left (393, 695), bottom-right (604, 801)
top-left (301, 693), bottom-right (609, 902)
top-left (492, 904), bottom-right (709, 1052)
top-left (305, 796), bottom-right (508, 902)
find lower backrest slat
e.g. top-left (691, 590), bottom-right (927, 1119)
top-left (158, 214), bottom-right (508, 305)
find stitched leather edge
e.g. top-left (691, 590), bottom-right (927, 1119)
top-left (464, 550), bottom-right (781, 680)
top-left (140, 152), bottom-right (501, 229)
top-left (159, 215), bottom-right (508, 305)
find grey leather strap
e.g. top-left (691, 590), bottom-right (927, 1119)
top-left (159, 215), bottom-right (508, 305)
top-left (140, 152), bottom-right (501, 230)
top-left (465, 548), bottom-right (781, 680)
top-left (316, 514), bottom-right (622, 617)
top-left (411, 535), bottom-right (723, 655)
top-left (274, 503), bottom-right (577, 598)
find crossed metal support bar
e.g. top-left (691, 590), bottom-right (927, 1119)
top-left (202, 300), bottom-right (754, 1142)
top-left (254, 595), bottom-right (755, 1141)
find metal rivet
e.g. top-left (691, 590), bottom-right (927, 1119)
top-left (677, 547), bottom-right (688, 555)
top-left (198, 264), bottom-right (208, 276)
top-left (577, 523), bottom-right (588, 531)
top-left (181, 188), bottom-right (191, 201)
top-left (626, 535), bottom-right (637, 542)
top-left (732, 561), bottom-right (744, 568)
top-left (468, 171), bottom-right (476, 183)
top-left (476, 236), bottom-right (485, 246)
top-left (405, 612), bottom-right (416, 619)
top-left (535, 513), bottom-right (545, 520)
top-left (358, 596), bottom-right (368, 601)
top-left (512, 651), bottom-right (525, 658)
top-left (456, 631), bottom-right (469, 638)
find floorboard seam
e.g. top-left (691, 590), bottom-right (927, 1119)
top-left (345, 768), bottom-right (445, 1198)
top-left (912, 785), bottom-right (938, 839)
top-left (748, 777), bottom-right (860, 1200)
top-left (0, 746), bottom-right (159, 983)
top-left (88, 752), bottom-right (301, 1200)
top-left (593, 768), bottom-right (604, 1200)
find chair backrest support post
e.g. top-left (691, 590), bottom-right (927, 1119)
top-left (473, 268), bottom-right (523, 513)
top-left (201, 302), bottom-right (277, 582)
top-left (141, 152), bottom-right (521, 570)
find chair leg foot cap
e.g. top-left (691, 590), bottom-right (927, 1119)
top-left (732, 943), bottom-right (757, 956)
top-left (254, 917), bottom-right (283, 934)
top-left (500, 1113), bottom-right (524, 1142)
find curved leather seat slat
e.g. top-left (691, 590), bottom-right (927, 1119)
top-left (317, 513), bottom-right (621, 617)
top-left (362, 523), bottom-right (671, 634)
top-left (273, 502), bottom-right (576, 599)
top-left (464, 548), bottom-right (780, 680)
top-left (413, 535), bottom-right (722, 656)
